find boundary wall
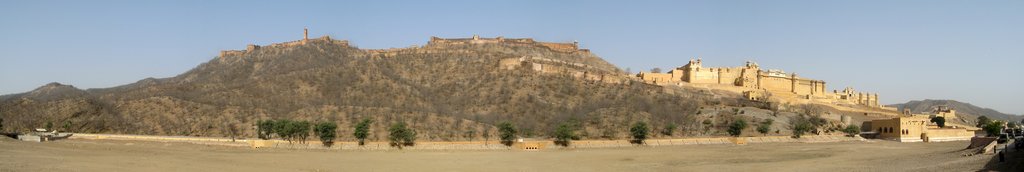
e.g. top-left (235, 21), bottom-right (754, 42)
top-left (70, 133), bottom-right (863, 151)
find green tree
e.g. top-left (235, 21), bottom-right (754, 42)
top-left (983, 121), bottom-right (1005, 137)
top-left (977, 116), bottom-right (991, 127)
top-left (388, 121), bottom-right (416, 148)
top-left (45, 121), bottom-right (54, 131)
top-left (630, 121), bottom-right (649, 144)
top-left (273, 119), bottom-right (291, 141)
top-left (295, 121), bottom-right (312, 144)
top-left (930, 117), bottom-right (946, 128)
top-left (62, 121), bottom-right (72, 132)
top-left (353, 118), bottom-right (372, 145)
top-left (842, 125), bottom-right (861, 137)
top-left (256, 120), bottom-right (275, 140)
top-left (727, 119), bottom-right (748, 137)
top-left (272, 119), bottom-right (305, 143)
top-left (661, 123), bottom-right (678, 136)
top-left (314, 121), bottom-right (338, 146)
top-left (553, 122), bottom-right (575, 147)
top-left (791, 120), bottom-right (813, 138)
top-left (757, 119), bottom-right (774, 136)
top-left (497, 121), bottom-right (517, 146)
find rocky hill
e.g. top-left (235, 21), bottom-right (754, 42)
top-left (1, 37), bottom-right (777, 141)
top-left (890, 99), bottom-right (1022, 124)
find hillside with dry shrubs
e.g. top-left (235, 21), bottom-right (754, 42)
top-left (1, 39), bottom-right (787, 141)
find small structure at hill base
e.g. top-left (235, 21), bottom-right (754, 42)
top-left (17, 128), bottom-right (73, 142)
top-left (862, 107), bottom-right (977, 142)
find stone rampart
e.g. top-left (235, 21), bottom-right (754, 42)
top-left (428, 35), bottom-right (581, 53)
top-left (69, 133), bottom-right (862, 151)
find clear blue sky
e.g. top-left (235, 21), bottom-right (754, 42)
top-left (2, 0), bottom-right (1022, 114)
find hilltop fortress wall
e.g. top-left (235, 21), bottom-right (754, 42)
top-left (218, 28), bottom-right (350, 59)
top-left (215, 30), bottom-right (620, 84)
top-left (638, 59), bottom-right (882, 108)
top-left (212, 29), bottom-right (880, 109)
top-left (429, 35), bottom-right (587, 53)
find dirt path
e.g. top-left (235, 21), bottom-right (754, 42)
top-left (0, 138), bottom-right (995, 172)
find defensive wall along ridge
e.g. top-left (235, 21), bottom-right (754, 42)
top-left (216, 29), bottom-right (897, 117)
top-left (215, 29), bottom-right (630, 85)
top-left (68, 133), bottom-right (862, 151)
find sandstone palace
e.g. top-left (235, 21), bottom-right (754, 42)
top-left (636, 59), bottom-right (884, 109)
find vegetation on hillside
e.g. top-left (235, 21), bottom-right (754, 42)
top-left (0, 40), bottom-right (786, 142)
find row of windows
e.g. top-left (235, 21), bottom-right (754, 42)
top-left (878, 127), bottom-right (912, 135)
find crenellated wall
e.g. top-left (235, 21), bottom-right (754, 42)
top-left (429, 35), bottom-right (582, 53)
top-left (217, 35), bottom-right (349, 60)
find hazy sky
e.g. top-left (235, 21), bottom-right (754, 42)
top-left (2, 0), bottom-right (1022, 114)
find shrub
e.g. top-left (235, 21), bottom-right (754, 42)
top-left (930, 117), bottom-right (946, 128)
top-left (791, 121), bottom-right (812, 138)
top-left (46, 121), bottom-right (54, 131)
top-left (727, 119), bottom-right (748, 137)
top-left (353, 118), bottom-right (372, 145)
top-left (314, 121), bottom-right (338, 146)
top-left (388, 122), bottom-right (416, 148)
top-left (661, 123), bottom-right (678, 137)
top-left (553, 123), bottom-right (575, 147)
top-left (498, 121), bottom-right (517, 146)
top-left (842, 125), bottom-right (860, 137)
top-left (757, 119), bottom-right (773, 136)
top-left (62, 121), bottom-right (72, 132)
top-left (630, 121), bottom-right (649, 144)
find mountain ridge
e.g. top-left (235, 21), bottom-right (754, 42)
top-left (1, 37), bottom-right (749, 141)
top-left (889, 99), bottom-right (1022, 124)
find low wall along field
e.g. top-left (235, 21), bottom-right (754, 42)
top-left (69, 133), bottom-right (863, 151)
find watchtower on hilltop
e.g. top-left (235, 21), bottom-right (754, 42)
top-left (303, 27), bottom-right (309, 44)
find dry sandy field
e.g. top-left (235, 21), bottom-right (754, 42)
top-left (0, 137), bottom-right (1012, 172)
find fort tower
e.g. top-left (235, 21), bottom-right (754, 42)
top-left (303, 27), bottom-right (309, 44)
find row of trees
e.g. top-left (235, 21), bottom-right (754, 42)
top-left (250, 116), bottom-right (849, 148)
top-left (256, 119), bottom-right (313, 144)
top-left (256, 118), bottom-right (429, 149)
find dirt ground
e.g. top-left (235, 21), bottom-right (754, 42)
top-left (0, 137), bottom-right (1003, 172)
